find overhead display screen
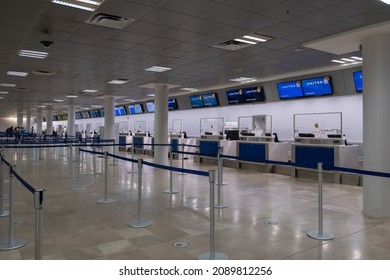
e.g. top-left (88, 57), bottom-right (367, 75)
top-left (353, 71), bottom-right (363, 92)
top-left (277, 81), bottom-right (304, 99)
top-left (81, 111), bottom-right (91, 118)
top-left (90, 110), bottom-right (100, 118)
top-left (115, 106), bottom-right (127, 116)
top-left (168, 98), bottom-right (178, 110)
top-left (301, 76), bottom-right (332, 97)
top-left (226, 86), bottom-right (265, 104)
top-left (146, 102), bottom-right (155, 112)
top-left (75, 112), bottom-right (82, 119)
top-left (99, 109), bottom-right (105, 117)
top-left (202, 92), bottom-right (219, 107)
top-left (189, 95), bottom-right (204, 108)
top-left (128, 104), bottom-right (143, 114)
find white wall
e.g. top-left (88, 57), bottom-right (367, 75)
top-left (0, 117), bottom-right (17, 131)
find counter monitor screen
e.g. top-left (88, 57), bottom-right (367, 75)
top-left (353, 71), bottom-right (363, 92)
top-left (146, 102), bottom-right (155, 112)
top-left (226, 86), bottom-right (265, 104)
top-left (277, 81), bottom-right (304, 99)
top-left (128, 104), bottom-right (143, 114)
top-left (168, 98), bottom-right (178, 110)
top-left (189, 95), bottom-right (204, 108)
top-left (202, 92), bottom-right (219, 107)
top-left (75, 112), bottom-right (82, 119)
top-left (301, 76), bottom-right (332, 97)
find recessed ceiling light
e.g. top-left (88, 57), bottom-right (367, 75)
top-left (91, 105), bottom-right (102, 108)
top-left (67, 95), bottom-right (78, 98)
top-left (7, 71), bottom-right (29, 77)
top-left (18, 50), bottom-right (48, 59)
top-left (181, 88), bottom-right (198, 92)
top-left (37, 106), bottom-right (46, 108)
top-left (147, 94), bottom-right (155, 97)
top-left (53, 100), bottom-right (64, 102)
top-left (108, 79), bottom-right (129, 85)
top-left (230, 77), bottom-right (256, 83)
top-left (331, 56), bottom-right (362, 66)
top-left (243, 35), bottom-right (267, 42)
top-left (331, 60), bottom-right (346, 64)
top-left (52, 0), bottom-right (104, 11)
top-left (341, 58), bottom-right (355, 62)
top-left (82, 89), bottom-right (98, 93)
top-left (380, 0), bottom-right (390, 5)
top-left (0, 91), bottom-right (8, 94)
top-left (351, 56), bottom-right (363, 61)
top-left (0, 97), bottom-right (3, 100)
top-left (234, 38), bottom-right (257, 45)
top-left (123, 98), bottom-right (135, 102)
top-left (145, 66), bottom-right (172, 72)
top-left (0, 83), bottom-right (16, 87)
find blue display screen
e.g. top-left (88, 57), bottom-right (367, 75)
top-left (168, 98), bottom-right (178, 110)
top-left (353, 71), bottom-right (363, 92)
top-left (128, 104), bottom-right (143, 114)
top-left (99, 109), bottom-right (104, 117)
top-left (146, 102), bottom-right (155, 112)
top-left (226, 86), bottom-right (265, 104)
top-left (277, 81), bottom-right (304, 99)
top-left (301, 76), bottom-right (332, 96)
top-left (202, 92), bottom-right (219, 107)
top-left (75, 113), bottom-right (81, 119)
top-left (189, 95), bottom-right (204, 108)
top-left (114, 107), bottom-right (124, 116)
top-left (90, 110), bottom-right (100, 118)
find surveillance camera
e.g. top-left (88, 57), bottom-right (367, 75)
top-left (40, 40), bottom-right (54, 48)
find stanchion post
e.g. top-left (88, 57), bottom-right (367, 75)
top-left (110, 141), bottom-right (117, 166)
top-left (164, 147), bottom-right (179, 194)
top-left (215, 147), bottom-right (228, 209)
top-left (34, 188), bottom-right (45, 260)
top-left (0, 165), bottom-right (28, 250)
top-left (97, 152), bottom-right (115, 204)
top-left (66, 144), bottom-right (75, 178)
top-left (72, 148), bottom-right (85, 191)
top-left (177, 143), bottom-right (187, 176)
top-left (307, 162), bottom-right (335, 240)
top-left (128, 159), bottom-right (152, 228)
top-left (198, 170), bottom-right (228, 260)
top-left (129, 142), bottom-right (137, 174)
top-left (0, 154), bottom-right (9, 217)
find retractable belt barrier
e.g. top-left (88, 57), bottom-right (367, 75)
top-left (0, 153), bottom-right (45, 260)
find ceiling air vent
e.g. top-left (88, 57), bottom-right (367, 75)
top-left (86, 13), bottom-right (135, 30)
top-left (32, 70), bottom-right (56, 76)
top-left (213, 40), bottom-right (253, 51)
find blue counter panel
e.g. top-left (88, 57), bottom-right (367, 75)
top-left (238, 143), bottom-right (266, 163)
top-left (171, 139), bottom-right (178, 152)
top-left (199, 140), bottom-right (219, 157)
top-left (295, 146), bottom-right (334, 169)
top-left (133, 136), bottom-right (144, 149)
top-left (119, 135), bottom-right (126, 145)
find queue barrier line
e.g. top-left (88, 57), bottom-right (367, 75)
top-left (0, 155), bottom-right (45, 260)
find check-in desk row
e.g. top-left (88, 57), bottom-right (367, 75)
top-left (118, 133), bottom-right (154, 155)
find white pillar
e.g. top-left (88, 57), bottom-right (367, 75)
top-left (26, 110), bottom-right (32, 133)
top-left (104, 96), bottom-right (115, 153)
top-left (154, 84), bottom-right (169, 165)
top-left (67, 105), bottom-right (75, 137)
top-left (17, 111), bottom-right (23, 128)
top-left (362, 34), bottom-right (390, 218)
top-left (36, 108), bottom-right (43, 135)
top-left (46, 107), bottom-right (53, 135)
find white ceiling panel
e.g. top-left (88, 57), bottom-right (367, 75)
top-left (259, 0), bottom-right (316, 21)
top-left (176, 17), bottom-right (223, 33)
top-left (159, 0), bottom-right (218, 16)
top-left (224, 0), bottom-right (287, 12)
top-left (197, 4), bottom-right (252, 25)
top-left (139, 8), bottom-right (192, 27)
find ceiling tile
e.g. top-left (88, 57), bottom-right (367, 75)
top-left (224, 0), bottom-right (287, 12)
top-left (124, 21), bottom-right (170, 36)
top-left (324, 0), bottom-right (386, 18)
top-left (143, 37), bottom-right (181, 49)
top-left (259, 0), bottom-right (316, 21)
top-left (295, 0), bottom-right (349, 9)
top-left (289, 11), bottom-right (347, 29)
top-left (314, 19), bottom-right (361, 35)
top-left (197, 4), bottom-right (252, 25)
top-left (207, 26), bottom-right (252, 40)
top-left (98, 0), bottom-right (153, 20)
top-left (284, 30), bottom-right (326, 44)
top-left (139, 8), bottom-right (192, 27)
top-left (159, 0), bottom-right (218, 16)
top-left (176, 17), bottom-right (223, 33)
top-left (158, 28), bottom-right (201, 42)
top-left (258, 22), bottom-right (305, 38)
top-left (231, 14), bottom-right (279, 31)
top-left (111, 31), bottom-right (151, 44)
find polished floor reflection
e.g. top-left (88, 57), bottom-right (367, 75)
top-left (0, 146), bottom-right (389, 260)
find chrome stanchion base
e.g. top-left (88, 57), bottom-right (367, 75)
top-left (163, 189), bottom-right (179, 194)
top-left (128, 220), bottom-right (152, 228)
top-left (215, 204), bottom-right (228, 209)
top-left (198, 252), bottom-right (229, 260)
top-left (97, 198), bottom-right (115, 204)
top-left (0, 239), bottom-right (28, 250)
top-left (0, 210), bottom-right (10, 217)
top-left (307, 230), bottom-right (335, 240)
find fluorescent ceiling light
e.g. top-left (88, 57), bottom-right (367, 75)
top-left (351, 56), bottom-right (363, 61)
top-left (82, 89), bottom-right (98, 93)
top-left (52, 0), bottom-right (104, 11)
top-left (19, 50), bottom-right (48, 59)
top-left (0, 83), bottom-right (16, 87)
top-left (181, 88), bottom-right (198, 92)
top-left (234, 38), bottom-right (257, 45)
top-left (380, 0), bottom-right (390, 5)
top-left (91, 105), bottom-right (102, 108)
top-left (37, 106), bottom-right (46, 108)
top-left (67, 95), bottom-right (78, 98)
top-left (147, 94), bottom-right (155, 97)
top-left (7, 71), bottom-right (29, 77)
top-left (331, 60), bottom-right (346, 64)
top-left (123, 99), bottom-right (135, 102)
top-left (230, 77), bottom-right (256, 83)
top-left (0, 91), bottom-right (8, 94)
top-left (0, 97), bottom-right (3, 100)
top-left (243, 35), bottom-right (267, 42)
top-left (341, 58), bottom-right (355, 62)
top-left (108, 79), bottom-right (129, 85)
top-left (80, 107), bottom-right (89, 110)
top-left (53, 100), bottom-right (64, 102)
top-left (145, 66), bottom-right (172, 72)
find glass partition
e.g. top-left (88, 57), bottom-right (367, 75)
top-left (293, 112), bottom-right (342, 139)
top-left (200, 117), bottom-right (224, 136)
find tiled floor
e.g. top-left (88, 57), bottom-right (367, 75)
top-left (0, 146), bottom-right (389, 260)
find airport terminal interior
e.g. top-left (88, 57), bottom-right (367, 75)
top-left (1, 0), bottom-right (390, 260)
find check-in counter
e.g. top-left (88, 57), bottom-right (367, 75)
top-left (291, 141), bottom-right (359, 183)
top-left (119, 134), bottom-right (132, 151)
top-left (170, 137), bottom-right (197, 159)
